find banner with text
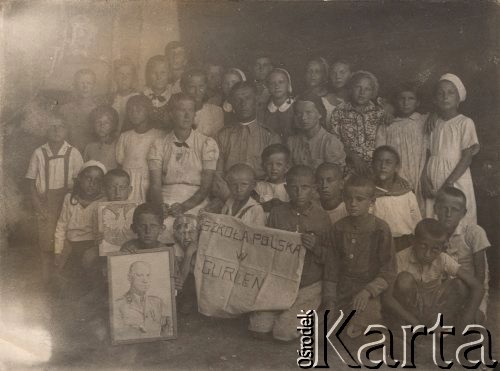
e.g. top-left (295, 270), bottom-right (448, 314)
top-left (194, 213), bottom-right (306, 318)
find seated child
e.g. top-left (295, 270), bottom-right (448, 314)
top-left (121, 203), bottom-right (168, 253)
top-left (25, 113), bottom-right (83, 283)
top-left (315, 162), bottom-right (347, 225)
top-left (103, 168), bottom-right (133, 202)
top-left (255, 144), bottom-right (290, 213)
top-left (84, 105), bottom-right (119, 171)
top-left (287, 93), bottom-right (346, 169)
top-left (372, 145), bottom-right (421, 252)
top-left (172, 214), bottom-right (200, 314)
top-left (249, 165), bottom-right (330, 341)
top-left (221, 163), bottom-right (266, 227)
top-left (382, 218), bottom-right (484, 330)
top-left (434, 187), bottom-right (490, 321)
top-left (54, 161), bottom-right (107, 297)
top-left (323, 175), bottom-right (396, 338)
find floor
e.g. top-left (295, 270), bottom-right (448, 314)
top-left (1, 242), bottom-right (499, 370)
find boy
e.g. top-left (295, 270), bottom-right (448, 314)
top-left (111, 58), bottom-right (139, 132)
top-left (121, 203), bottom-right (168, 253)
top-left (221, 163), bottom-right (265, 226)
top-left (434, 186), bottom-right (490, 320)
top-left (382, 218), bottom-right (484, 329)
top-left (103, 169), bottom-right (133, 202)
top-left (322, 176), bottom-right (395, 338)
top-left (249, 165), bottom-right (330, 341)
top-left (315, 162), bottom-right (347, 225)
top-left (25, 114), bottom-right (83, 283)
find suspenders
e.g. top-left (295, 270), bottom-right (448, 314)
top-left (41, 146), bottom-right (73, 194)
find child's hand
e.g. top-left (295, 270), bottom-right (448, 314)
top-left (301, 233), bottom-right (317, 252)
top-left (352, 289), bottom-right (371, 312)
top-left (424, 112), bottom-right (438, 135)
top-left (351, 155), bottom-right (371, 177)
top-left (95, 232), bottom-right (104, 246)
top-left (174, 276), bottom-right (184, 292)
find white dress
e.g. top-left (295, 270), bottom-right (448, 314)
top-left (116, 128), bottom-right (165, 203)
top-left (373, 191), bottom-right (421, 237)
top-left (425, 114), bottom-right (478, 224)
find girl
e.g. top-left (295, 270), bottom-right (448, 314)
top-left (111, 58), bottom-right (139, 133)
top-left (116, 95), bottom-right (165, 203)
top-left (84, 105), bottom-right (119, 171)
top-left (205, 62), bottom-right (224, 106)
top-left (180, 69), bottom-right (224, 138)
top-left (304, 57), bottom-right (343, 125)
top-left (165, 41), bottom-right (188, 95)
top-left (422, 73), bottom-right (479, 225)
top-left (221, 68), bottom-right (246, 126)
top-left (143, 55), bottom-right (171, 130)
top-left (375, 83), bottom-right (427, 214)
top-left (328, 70), bottom-right (389, 176)
top-left (54, 161), bottom-right (107, 296)
top-left (329, 59), bottom-right (352, 102)
top-left (263, 68), bottom-right (295, 142)
top-left (372, 146), bottom-right (421, 252)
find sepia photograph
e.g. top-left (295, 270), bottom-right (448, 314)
top-left (0, 0), bottom-right (499, 369)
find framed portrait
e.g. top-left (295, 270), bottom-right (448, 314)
top-left (108, 248), bottom-right (177, 345)
top-left (98, 201), bottom-right (138, 256)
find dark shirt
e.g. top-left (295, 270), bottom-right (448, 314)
top-left (267, 202), bottom-right (330, 288)
top-left (323, 214), bottom-right (396, 302)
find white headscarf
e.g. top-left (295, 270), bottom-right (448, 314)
top-left (78, 160), bottom-right (107, 176)
top-left (439, 73), bottom-right (467, 102)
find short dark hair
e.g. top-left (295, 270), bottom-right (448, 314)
top-left (295, 92), bottom-right (327, 127)
top-left (104, 168), bottom-right (130, 186)
top-left (435, 186), bottom-right (467, 207)
top-left (344, 175), bottom-right (376, 198)
top-left (229, 81), bottom-right (257, 99)
top-left (126, 94), bottom-right (153, 113)
top-left (261, 143), bottom-right (290, 164)
top-left (315, 162), bottom-right (343, 180)
top-left (132, 203), bottom-right (164, 225)
top-left (167, 92), bottom-right (196, 113)
top-left (393, 82), bottom-right (420, 105)
top-left (226, 163), bottom-right (256, 181)
top-left (373, 145), bottom-right (401, 165)
top-left (180, 68), bottom-right (207, 92)
top-left (415, 218), bottom-right (448, 242)
top-left (285, 165), bottom-right (315, 184)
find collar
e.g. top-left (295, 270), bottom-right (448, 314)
top-left (267, 98), bottom-right (294, 113)
top-left (143, 87), bottom-right (170, 107)
top-left (239, 119), bottom-right (257, 127)
top-left (451, 219), bottom-right (467, 237)
top-left (375, 174), bottom-right (413, 197)
top-left (42, 141), bottom-right (71, 156)
top-left (394, 112), bottom-right (421, 122)
top-left (167, 130), bottom-right (195, 148)
top-left (344, 100), bottom-right (377, 114)
top-left (223, 100), bottom-right (233, 113)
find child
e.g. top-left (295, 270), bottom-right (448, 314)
top-left (422, 73), bottom-right (479, 225)
top-left (221, 68), bottom-right (246, 126)
top-left (180, 69), bottom-right (224, 138)
top-left (329, 59), bottom-right (352, 102)
top-left (372, 146), bottom-right (421, 252)
top-left (252, 55), bottom-right (273, 119)
top-left (59, 68), bottom-right (99, 152)
top-left (382, 218), bottom-right (483, 330)
top-left (328, 70), bottom-right (389, 176)
top-left (434, 187), bottom-right (490, 321)
top-left (322, 175), bottom-right (396, 338)
top-left (205, 62), bottom-right (224, 106)
top-left (255, 144), bottom-right (290, 206)
top-left (287, 93), bottom-right (346, 169)
top-left (116, 95), bottom-right (165, 203)
top-left (111, 58), bottom-right (139, 133)
top-left (165, 41), bottom-right (188, 95)
top-left (54, 161), bottom-right (107, 296)
top-left (249, 165), bottom-right (330, 341)
top-left (221, 163), bottom-right (266, 226)
top-left (172, 214), bottom-right (200, 314)
top-left (25, 114), bottom-right (84, 282)
top-left (103, 168), bottom-right (133, 202)
top-left (304, 57), bottom-right (342, 125)
top-left (263, 68), bottom-right (295, 142)
top-left (84, 105), bottom-right (119, 172)
top-left (376, 83), bottom-right (427, 214)
top-left (315, 162), bottom-right (347, 225)
top-left (121, 203), bottom-right (168, 253)
top-left (143, 55), bottom-right (171, 130)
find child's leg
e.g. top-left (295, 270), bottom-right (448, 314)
top-left (271, 281), bottom-right (322, 341)
top-left (178, 273), bottom-right (198, 314)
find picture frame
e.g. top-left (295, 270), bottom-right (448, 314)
top-left (97, 201), bottom-right (138, 256)
top-left (107, 247), bottom-right (177, 345)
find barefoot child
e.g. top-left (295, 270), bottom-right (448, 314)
top-left (221, 163), bottom-right (266, 227)
top-left (315, 162), bottom-right (347, 225)
top-left (26, 114), bottom-right (83, 282)
top-left (372, 145), bottom-right (421, 252)
top-left (422, 74), bottom-right (479, 225)
top-left (84, 105), bottom-right (119, 171)
top-left (249, 165), bottom-right (330, 341)
top-left (116, 95), bottom-right (165, 203)
top-left (434, 187), bottom-right (490, 321)
top-left (322, 176), bottom-right (396, 338)
top-left (382, 219), bottom-right (483, 330)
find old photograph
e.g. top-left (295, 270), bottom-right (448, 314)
top-left (0, 0), bottom-right (499, 369)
